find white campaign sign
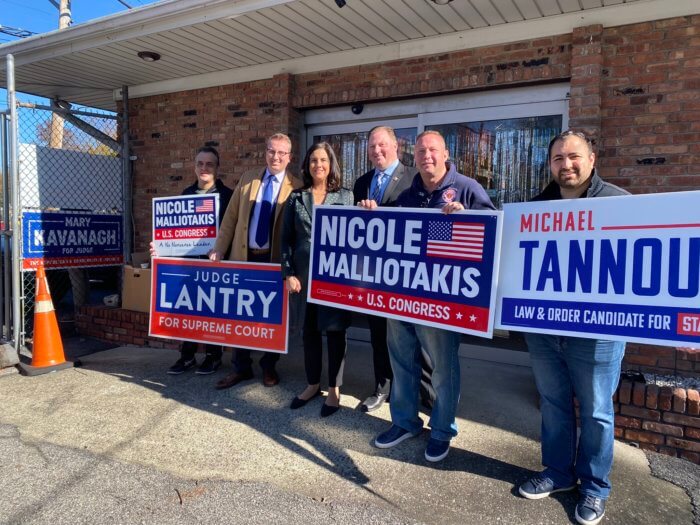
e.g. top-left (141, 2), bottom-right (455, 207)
top-left (496, 191), bottom-right (700, 347)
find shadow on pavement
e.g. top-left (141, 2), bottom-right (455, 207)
top-left (72, 333), bottom-right (542, 506)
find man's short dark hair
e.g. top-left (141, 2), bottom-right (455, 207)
top-left (548, 130), bottom-right (594, 157)
top-left (196, 146), bottom-right (220, 166)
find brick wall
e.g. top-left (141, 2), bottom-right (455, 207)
top-left (127, 35), bottom-right (573, 254)
top-left (566, 16), bottom-right (700, 193)
top-left (598, 15), bottom-right (700, 192)
top-left (615, 379), bottom-right (700, 464)
top-left (567, 24), bottom-right (604, 138)
top-left (128, 74), bottom-right (299, 252)
top-left (76, 306), bottom-right (178, 350)
top-left (292, 36), bottom-right (572, 108)
top-left (624, 344), bottom-right (700, 377)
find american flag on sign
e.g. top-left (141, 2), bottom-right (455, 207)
top-left (426, 220), bottom-right (485, 262)
top-left (195, 198), bottom-right (214, 213)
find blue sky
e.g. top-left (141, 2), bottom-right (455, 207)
top-left (0, 0), bottom-right (161, 43)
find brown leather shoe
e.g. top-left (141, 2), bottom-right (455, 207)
top-left (215, 370), bottom-right (253, 390)
top-left (262, 368), bottom-right (280, 387)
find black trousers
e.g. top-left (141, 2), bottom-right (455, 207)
top-left (234, 348), bottom-right (280, 373)
top-left (181, 341), bottom-right (222, 360)
top-left (179, 252), bottom-right (223, 361)
top-left (367, 314), bottom-right (392, 394)
top-left (303, 303), bottom-right (347, 388)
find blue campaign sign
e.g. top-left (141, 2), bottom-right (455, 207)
top-left (308, 206), bottom-right (502, 337)
top-left (149, 257), bottom-right (288, 352)
top-left (21, 211), bottom-right (123, 270)
top-left (496, 191), bottom-right (700, 347)
top-left (152, 194), bottom-right (219, 257)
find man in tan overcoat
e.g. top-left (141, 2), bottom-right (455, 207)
top-left (209, 133), bottom-right (302, 389)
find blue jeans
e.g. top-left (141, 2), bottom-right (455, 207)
top-left (387, 319), bottom-right (461, 441)
top-left (525, 334), bottom-right (625, 499)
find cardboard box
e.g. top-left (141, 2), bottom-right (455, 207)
top-left (121, 252), bottom-right (151, 313)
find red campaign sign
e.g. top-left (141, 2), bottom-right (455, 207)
top-left (149, 310), bottom-right (288, 352)
top-left (678, 313), bottom-right (700, 337)
top-left (148, 257), bottom-right (288, 353)
top-left (153, 226), bottom-right (217, 240)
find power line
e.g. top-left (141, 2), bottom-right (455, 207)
top-left (0, 24), bottom-right (37, 38)
top-left (2, 0), bottom-right (54, 17)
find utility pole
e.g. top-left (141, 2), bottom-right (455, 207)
top-left (49, 0), bottom-right (71, 149)
top-left (48, 1), bottom-right (88, 312)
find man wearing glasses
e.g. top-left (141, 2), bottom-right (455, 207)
top-left (209, 133), bottom-right (302, 389)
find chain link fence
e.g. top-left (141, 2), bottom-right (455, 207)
top-left (15, 102), bottom-right (123, 343)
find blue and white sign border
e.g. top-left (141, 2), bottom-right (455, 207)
top-left (496, 191), bottom-right (700, 348)
top-left (308, 205), bottom-right (503, 338)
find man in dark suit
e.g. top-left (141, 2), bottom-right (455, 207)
top-left (352, 126), bottom-right (413, 412)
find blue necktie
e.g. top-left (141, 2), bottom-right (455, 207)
top-left (255, 174), bottom-right (274, 247)
top-left (371, 171), bottom-right (386, 202)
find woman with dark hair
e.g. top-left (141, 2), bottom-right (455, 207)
top-left (281, 142), bottom-right (353, 417)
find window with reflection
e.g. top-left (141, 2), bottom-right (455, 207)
top-left (427, 115), bottom-right (562, 208)
top-left (313, 116), bottom-right (561, 208)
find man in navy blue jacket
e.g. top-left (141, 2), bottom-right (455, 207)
top-left (363, 130), bottom-right (495, 463)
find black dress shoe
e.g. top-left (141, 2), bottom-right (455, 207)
top-left (320, 403), bottom-right (340, 418)
top-left (360, 392), bottom-right (389, 413)
top-left (290, 388), bottom-right (321, 409)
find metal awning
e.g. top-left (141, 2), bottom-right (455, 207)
top-left (0, 0), bottom-right (696, 111)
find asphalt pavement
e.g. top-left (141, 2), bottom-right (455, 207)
top-left (0, 330), bottom-right (697, 524)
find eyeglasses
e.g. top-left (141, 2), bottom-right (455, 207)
top-left (267, 149), bottom-right (290, 157)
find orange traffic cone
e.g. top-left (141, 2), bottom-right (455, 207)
top-left (18, 266), bottom-right (72, 376)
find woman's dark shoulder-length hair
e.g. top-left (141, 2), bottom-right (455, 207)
top-left (301, 142), bottom-right (343, 192)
